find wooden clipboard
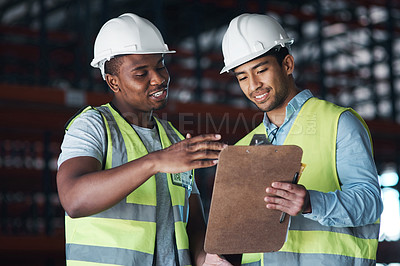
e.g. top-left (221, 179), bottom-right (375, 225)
top-left (204, 145), bottom-right (303, 254)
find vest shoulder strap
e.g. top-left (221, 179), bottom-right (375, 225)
top-left (64, 105), bottom-right (93, 131)
top-left (235, 122), bottom-right (266, 145)
top-left (155, 118), bottom-right (185, 143)
top-left (65, 104), bottom-right (109, 170)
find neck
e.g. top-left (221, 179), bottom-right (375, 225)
top-left (110, 100), bottom-right (154, 128)
top-left (266, 86), bottom-right (300, 128)
top-left (266, 108), bottom-right (286, 128)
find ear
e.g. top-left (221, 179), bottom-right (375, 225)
top-left (282, 54), bottom-right (294, 75)
top-left (105, 74), bottom-right (120, 93)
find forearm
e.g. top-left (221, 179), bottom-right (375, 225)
top-left (304, 186), bottom-right (383, 227)
top-left (57, 154), bottom-right (158, 218)
top-left (58, 133), bottom-right (225, 218)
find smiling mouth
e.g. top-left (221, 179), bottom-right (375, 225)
top-left (152, 91), bottom-right (164, 97)
top-left (149, 88), bottom-right (167, 99)
top-left (255, 92), bottom-right (267, 99)
top-left (253, 91), bottom-right (269, 102)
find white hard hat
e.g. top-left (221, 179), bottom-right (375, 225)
top-left (220, 13), bottom-right (294, 74)
top-left (91, 13), bottom-right (176, 80)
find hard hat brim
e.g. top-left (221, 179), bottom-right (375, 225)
top-left (219, 49), bottom-right (269, 74)
top-left (220, 39), bottom-right (294, 74)
top-left (91, 50), bottom-right (176, 68)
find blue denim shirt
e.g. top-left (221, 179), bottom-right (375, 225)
top-left (263, 89), bottom-right (383, 227)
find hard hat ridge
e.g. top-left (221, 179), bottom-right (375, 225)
top-left (220, 13), bottom-right (294, 74)
top-left (91, 13), bottom-right (175, 80)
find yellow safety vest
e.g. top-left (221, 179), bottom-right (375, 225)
top-left (237, 97), bottom-right (379, 266)
top-left (64, 103), bottom-right (193, 266)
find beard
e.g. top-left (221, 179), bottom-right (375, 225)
top-left (256, 84), bottom-right (289, 113)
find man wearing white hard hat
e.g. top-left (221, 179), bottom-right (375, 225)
top-left (57, 13), bottom-right (231, 266)
top-left (220, 13), bottom-right (382, 265)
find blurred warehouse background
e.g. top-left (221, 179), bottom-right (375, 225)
top-left (1, 0), bottom-right (400, 265)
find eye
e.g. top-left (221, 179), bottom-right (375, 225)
top-left (135, 71), bottom-right (147, 77)
top-left (156, 60), bottom-right (166, 70)
top-left (257, 68), bottom-right (267, 74)
top-left (236, 75), bottom-right (247, 82)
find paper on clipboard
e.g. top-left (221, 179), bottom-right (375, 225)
top-left (204, 145), bottom-right (303, 254)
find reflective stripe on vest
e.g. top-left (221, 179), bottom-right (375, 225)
top-left (65, 103), bottom-right (192, 266)
top-left (242, 260), bottom-right (262, 266)
top-left (237, 97), bottom-right (379, 265)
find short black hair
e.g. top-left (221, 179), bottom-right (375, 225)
top-left (104, 55), bottom-right (125, 77)
top-left (263, 46), bottom-right (290, 66)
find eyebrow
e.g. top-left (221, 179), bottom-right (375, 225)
top-left (233, 60), bottom-right (270, 76)
top-left (131, 57), bottom-right (164, 72)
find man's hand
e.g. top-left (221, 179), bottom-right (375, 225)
top-left (203, 254), bottom-right (233, 266)
top-left (264, 182), bottom-right (312, 215)
top-left (151, 133), bottom-right (227, 174)
top-left (57, 133), bottom-right (226, 218)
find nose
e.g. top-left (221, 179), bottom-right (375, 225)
top-left (150, 68), bottom-right (169, 86)
top-left (248, 73), bottom-right (262, 93)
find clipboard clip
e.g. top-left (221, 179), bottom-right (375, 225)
top-left (279, 172), bottom-right (299, 223)
top-left (250, 134), bottom-right (270, 146)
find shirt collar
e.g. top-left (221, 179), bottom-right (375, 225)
top-left (263, 89), bottom-right (314, 130)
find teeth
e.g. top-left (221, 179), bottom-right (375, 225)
top-left (153, 91), bottom-right (163, 97)
top-left (255, 92), bottom-right (268, 99)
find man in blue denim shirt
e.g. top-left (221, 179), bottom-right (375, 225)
top-left (220, 13), bottom-right (383, 265)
